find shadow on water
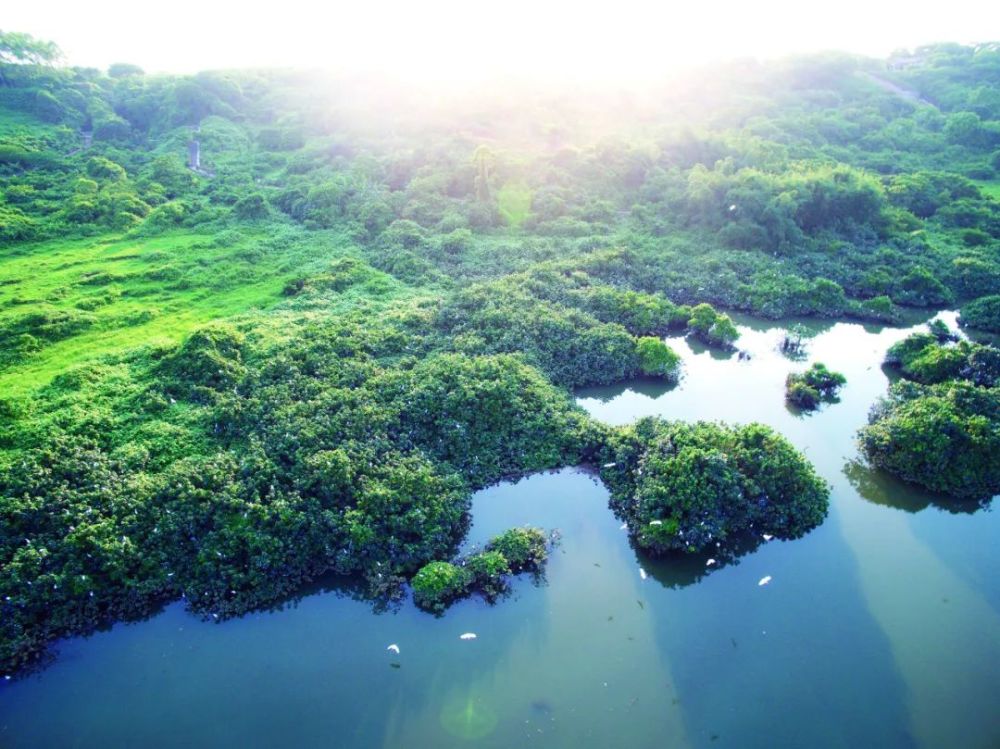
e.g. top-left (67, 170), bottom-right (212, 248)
top-left (18, 571), bottom-right (399, 683)
top-left (686, 337), bottom-right (736, 360)
top-left (726, 311), bottom-right (838, 337)
top-left (575, 375), bottom-right (678, 403)
top-left (11, 596), bottom-right (175, 682)
top-left (844, 460), bottom-right (992, 516)
top-left (783, 393), bottom-right (843, 419)
top-left (633, 533), bottom-right (766, 590)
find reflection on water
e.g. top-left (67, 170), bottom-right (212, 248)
top-left (844, 459), bottom-right (988, 515)
top-left (576, 375), bottom-right (677, 403)
top-left (1, 311), bottom-right (997, 749)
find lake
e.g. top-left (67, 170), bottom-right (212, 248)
top-left (1, 313), bottom-right (997, 748)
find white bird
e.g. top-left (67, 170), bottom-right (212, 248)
top-left (758, 576), bottom-right (772, 587)
top-left (459, 632), bottom-right (477, 640)
top-left (762, 534), bottom-right (774, 541)
top-left (619, 523), bottom-right (628, 531)
top-left (649, 520), bottom-right (663, 526)
top-left (386, 644), bottom-right (400, 654)
top-left (639, 567), bottom-right (648, 580)
top-left (706, 559), bottom-right (717, 566)
top-left (602, 462), bottom-right (617, 468)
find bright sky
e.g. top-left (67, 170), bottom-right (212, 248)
top-left (4, 0), bottom-right (999, 81)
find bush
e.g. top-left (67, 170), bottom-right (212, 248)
top-left (600, 418), bottom-right (829, 554)
top-left (486, 527), bottom-right (548, 572)
top-left (233, 193), bottom-right (269, 220)
top-left (786, 362), bottom-right (846, 409)
top-left (158, 324), bottom-right (246, 401)
top-left (860, 381), bottom-right (1000, 501)
top-left (687, 303), bottom-right (739, 348)
top-left (411, 561), bottom-right (473, 613)
top-left (786, 381), bottom-right (821, 409)
top-left (466, 551), bottom-right (511, 600)
top-left (885, 333), bottom-right (996, 385)
top-left (636, 337), bottom-right (682, 380)
top-left (960, 295), bottom-right (1000, 333)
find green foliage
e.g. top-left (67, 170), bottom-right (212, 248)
top-left (885, 333), bottom-right (997, 386)
top-left (498, 182), bottom-right (532, 228)
top-left (687, 303), bottom-right (740, 348)
top-left (233, 193), bottom-right (269, 220)
top-left (466, 551), bottom-right (511, 600)
top-left (486, 528), bottom-right (548, 572)
top-left (411, 526), bottom-right (549, 611)
top-left (600, 419), bottom-right (829, 555)
top-left (159, 323), bottom-right (246, 401)
top-left (636, 337), bottom-right (682, 380)
top-left (860, 381), bottom-right (1000, 500)
top-left (785, 362), bottom-right (846, 410)
top-left (960, 295), bottom-right (1000, 332)
top-left (438, 280), bottom-right (643, 388)
top-left (411, 562), bottom-right (473, 613)
top-left (0, 30), bottom-right (60, 66)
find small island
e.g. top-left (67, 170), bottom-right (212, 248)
top-left (860, 332), bottom-right (1000, 501)
top-left (785, 362), bottom-right (847, 410)
top-left (412, 527), bottom-right (549, 612)
top-left (599, 417), bottom-right (829, 555)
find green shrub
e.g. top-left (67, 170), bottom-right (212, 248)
top-left (636, 337), bottom-right (681, 380)
top-left (786, 381), bottom-right (821, 409)
top-left (786, 362), bottom-right (846, 409)
top-left (860, 381), bottom-right (1000, 501)
top-left (885, 333), bottom-right (995, 385)
top-left (466, 551), bottom-right (511, 600)
top-left (687, 303), bottom-right (739, 348)
top-left (411, 561), bottom-right (473, 612)
top-left (960, 295), bottom-right (1000, 333)
top-left (486, 528), bottom-right (548, 572)
top-left (600, 418), bottom-right (828, 554)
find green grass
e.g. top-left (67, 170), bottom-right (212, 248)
top-left (0, 225), bottom-right (415, 395)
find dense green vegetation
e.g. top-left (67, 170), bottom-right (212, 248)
top-left (860, 381), bottom-right (999, 500)
top-left (785, 362), bottom-right (847, 409)
top-left (860, 328), bottom-right (999, 499)
top-left (599, 418), bottom-right (829, 555)
top-left (883, 330), bottom-right (998, 385)
top-left (2, 32), bottom-right (999, 673)
top-left (960, 294), bottom-right (1000, 332)
top-left (411, 526), bottom-right (549, 611)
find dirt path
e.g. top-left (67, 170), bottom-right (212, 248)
top-left (861, 72), bottom-right (937, 108)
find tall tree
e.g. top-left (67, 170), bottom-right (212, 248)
top-left (0, 30), bottom-right (61, 85)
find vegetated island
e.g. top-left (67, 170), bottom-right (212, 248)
top-left (860, 330), bottom-right (1000, 500)
top-left (785, 362), bottom-right (847, 410)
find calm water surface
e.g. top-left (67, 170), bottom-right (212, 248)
top-left (2, 313), bottom-right (997, 748)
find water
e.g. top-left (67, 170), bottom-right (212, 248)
top-left (2, 314), bottom-right (998, 748)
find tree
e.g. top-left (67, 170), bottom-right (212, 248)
top-left (600, 418), bottom-right (829, 555)
top-left (472, 145), bottom-right (495, 203)
top-left (636, 337), bottom-right (682, 380)
top-left (785, 362), bottom-right (846, 410)
top-left (960, 295), bottom-right (1000, 333)
top-left (860, 381), bottom-right (1000, 500)
top-left (108, 63), bottom-right (144, 78)
top-left (0, 30), bottom-right (61, 66)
